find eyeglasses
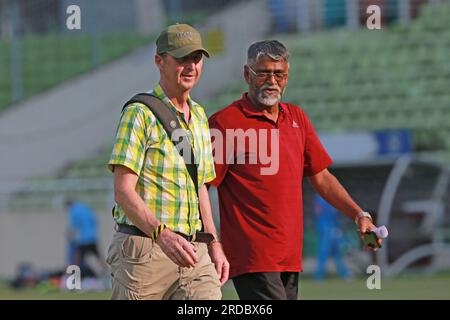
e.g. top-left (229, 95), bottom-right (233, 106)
top-left (247, 65), bottom-right (288, 82)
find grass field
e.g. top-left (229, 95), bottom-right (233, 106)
top-left (1, 274), bottom-right (449, 300)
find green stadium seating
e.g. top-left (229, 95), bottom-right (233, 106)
top-left (7, 2), bottom-right (450, 211)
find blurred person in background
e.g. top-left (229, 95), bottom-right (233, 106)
top-left (65, 198), bottom-right (107, 277)
top-left (314, 194), bottom-right (351, 281)
top-left (208, 40), bottom-right (381, 300)
top-left (106, 23), bottom-right (228, 300)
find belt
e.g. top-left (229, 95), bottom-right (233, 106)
top-left (116, 224), bottom-right (214, 244)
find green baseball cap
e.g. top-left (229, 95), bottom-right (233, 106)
top-left (156, 23), bottom-right (210, 58)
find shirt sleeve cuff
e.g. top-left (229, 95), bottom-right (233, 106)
top-left (107, 161), bottom-right (141, 175)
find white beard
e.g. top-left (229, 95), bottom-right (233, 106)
top-left (257, 95), bottom-right (280, 106)
top-left (257, 89), bottom-right (281, 106)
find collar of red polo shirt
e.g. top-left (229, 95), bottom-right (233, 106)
top-left (239, 93), bottom-right (287, 119)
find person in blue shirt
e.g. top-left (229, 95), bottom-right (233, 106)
top-left (65, 198), bottom-right (107, 277)
top-left (314, 194), bottom-right (351, 281)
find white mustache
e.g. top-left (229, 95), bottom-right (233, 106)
top-left (260, 84), bottom-right (281, 94)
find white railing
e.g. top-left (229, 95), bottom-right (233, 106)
top-left (376, 155), bottom-right (450, 276)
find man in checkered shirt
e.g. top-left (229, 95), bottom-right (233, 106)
top-left (106, 24), bottom-right (228, 300)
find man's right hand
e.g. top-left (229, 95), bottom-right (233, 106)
top-left (156, 229), bottom-right (198, 268)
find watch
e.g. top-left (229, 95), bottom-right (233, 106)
top-left (355, 211), bottom-right (372, 224)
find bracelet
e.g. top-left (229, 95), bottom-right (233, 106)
top-left (354, 211), bottom-right (373, 224)
top-left (151, 224), bottom-right (167, 242)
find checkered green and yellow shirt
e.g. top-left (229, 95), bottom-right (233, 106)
top-left (108, 84), bottom-right (216, 235)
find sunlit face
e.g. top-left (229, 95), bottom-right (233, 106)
top-left (156, 51), bottom-right (204, 92)
top-left (244, 55), bottom-right (289, 108)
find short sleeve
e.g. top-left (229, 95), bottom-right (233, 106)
top-left (301, 110), bottom-right (333, 177)
top-left (108, 104), bottom-right (149, 175)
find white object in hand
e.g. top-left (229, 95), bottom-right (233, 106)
top-left (374, 225), bottom-right (389, 239)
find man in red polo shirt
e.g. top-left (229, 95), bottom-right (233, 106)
top-left (208, 40), bottom-right (381, 300)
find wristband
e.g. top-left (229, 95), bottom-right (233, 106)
top-left (151, 224), bottom-right (167, 241)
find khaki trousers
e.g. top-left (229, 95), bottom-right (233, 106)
top-left (106, 231), bottom-right (221, 300)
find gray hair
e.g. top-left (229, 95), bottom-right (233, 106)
top-left (247, 40), bottom-right (289, 66)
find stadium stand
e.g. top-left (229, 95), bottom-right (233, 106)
top-left (0, 33), bottom-right (154, 112)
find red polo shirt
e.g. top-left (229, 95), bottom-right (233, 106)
top-left (208, 93), bottom-right (332, 278)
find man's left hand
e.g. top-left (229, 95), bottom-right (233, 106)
top-left (358, 217), bottom-right (383, 251)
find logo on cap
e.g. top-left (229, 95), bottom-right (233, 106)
top-left (176, 32), bottom-right (193, 40)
